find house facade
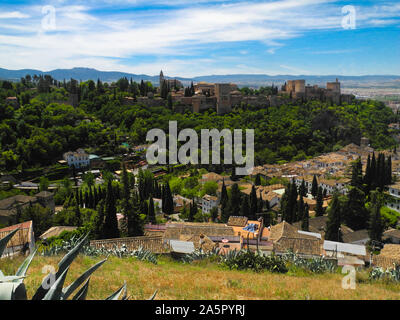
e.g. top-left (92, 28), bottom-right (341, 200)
top-left (63, 149), bottom-right (90, 168)
top-left (202, 194), bottom-right (219, 214)
top-left (386, 183), bottom-right (400, 213)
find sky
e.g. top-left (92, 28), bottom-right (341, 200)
top-left (0, 0), bottom-right (399, 77)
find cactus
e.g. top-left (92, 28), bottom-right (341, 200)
top-left (0, 229), bottom-right (157, 300)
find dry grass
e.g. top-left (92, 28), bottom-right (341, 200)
top-left (1, 254), bottom-right (400, 300)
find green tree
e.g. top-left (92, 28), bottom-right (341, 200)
top-left (350, 157), bottom-right (363, 189)
top-left (103, 180), bottom-right (119, 239)
top-left (315, 186), bottom-right (324, 217)
top-left (325, 193), bottom-right (343, 242)
top-left (369, 191), bottom-right (384, 243)
top-left (148, 196), bottom-right (156, 224)
top-left (311, 175), bottom-right (318, 198)
top-left (301, 204), bottom-right (309, 231)
top-left (345, 186), bottom-right (369, 231)
top-left (163, 182), bottom-right (174, 215)
top-left (249, 185), bottom-right (258, 219)
top-left (240, 195), bottom-right (250, 217)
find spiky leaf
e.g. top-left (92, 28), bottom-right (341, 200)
top-left (42, 267), bottom-right (69, 300)
top-left (148, 290), bottom-right (157, 300)
top-left (105, 282), bottom-right (126, 300)
top-left (32, 233), bottom-right (88, 300)
top-left (0, 282), bottom-right (27, 300)
top-left (62, 258), bottom-right (107, 300)
top-left (14, 249), bottom-right (37, 282)
top-left (72, 278), bottom-right (90, 300)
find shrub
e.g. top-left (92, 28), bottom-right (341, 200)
top-left (220, 250), bottom-right (288, 273)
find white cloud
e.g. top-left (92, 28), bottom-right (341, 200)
top-left (0, 0), bottom-right (399, 74)
top-left (0, 11), bottom-right (30, 19)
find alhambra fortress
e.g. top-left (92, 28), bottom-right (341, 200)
top-left (122, 71), bottom-right (355, 114)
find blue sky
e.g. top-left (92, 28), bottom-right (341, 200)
top-left (0, 0), bottom-right (399, 77)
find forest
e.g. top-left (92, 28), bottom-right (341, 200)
top-left (0, 75), bottom-right (397, 173)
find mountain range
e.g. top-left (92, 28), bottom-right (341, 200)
top-left (1, 67), bottom-right (400, 88)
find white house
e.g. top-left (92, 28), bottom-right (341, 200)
top-left (386, 183), bottom-right (400, 213)
top-left (63, 149), bottom-right (90, 169)
top-left (202, 194), bottom-right (219, 214)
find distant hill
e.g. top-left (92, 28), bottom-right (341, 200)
top-left (1, 67), bottom-right (399, 88)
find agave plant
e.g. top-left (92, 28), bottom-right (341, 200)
top-left (369, 264), bottom-right (400, 282)
top-left (181, 247), bottom-right (221, 264)
top-left (0, 229), bottom-right (157, 300)
top-left (39, 238), bottom-right (158, 264)
top-left (282, 250), bottom-right (337, 274)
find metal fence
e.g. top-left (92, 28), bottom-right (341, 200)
top-left (89, 236), bottom-right (170, 254)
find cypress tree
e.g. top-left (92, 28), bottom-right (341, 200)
top-left (189, 201), bottom-right (197, 222)
top-left (377, 153), bottom-right (385, 191)
top-left (240, 196), bottom-right (250, 217)
top-left (301, 204), bottom-right (309, 231)
top-left (315, 186), bottom-right (324, 217)
top-left (249, 185), bottom-right (258, 219)
top-left (103, 180), bottom-right (119, 239)
top-left (94, 199), bottom-right (105, 239)
top-left (297, 195), bottom-right (305, 222)
top-left (351, 157), bottom-right (363, 189)
top-left (221, 203), bottom-right (230, 223)
top-left (280, 183), bottom-right (291, 222)
top-left (311, 175), bottom-right (318, 198)
top-left (258, 190), bottom-right (264, 213)
top-left (299, 179), bottom-right (307, 197)
top-left (89, 186), bottom-right (94, 209)
top-left (325, 193), bottom-right (343, 242)
top-left (220, 180), bottom-right (228, 207)
top-left (229, 183), bottom-right (242, 216)
top-left (364, 154), bottom-right (371, 195)
top-left (148, 196), bottom-right (156, 224)
top-left (84, 191), bottom-right (89, 209)
top-left (161, 184), bottom-right (166, 213)
top-left (75, 200), bottom-right (82, 227)
top-left (371, 152), bottom-right (377, 190)
top-left (385, 155), bottom-right (392, 186)
top-left (129, 192), bottom-right (143, 236)
top-left (164, 183), bottom-right (174, 215)
top-left (288, 181), bottom-right (298, 223)
top-left (79, 189), bottom-right (83, 207)
top-left (369, 191), bottom-right (384, 243)
top-left (345, 186), bottom-right (369, 231)
top-left (93, 185), bottom-right (98, 208)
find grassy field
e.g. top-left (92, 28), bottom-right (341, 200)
top-left (1, 254), bottom-right (400, 300)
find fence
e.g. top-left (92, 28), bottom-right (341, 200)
top-left (89, 236), bottom-right (170, 254)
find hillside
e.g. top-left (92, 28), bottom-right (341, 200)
top-left (1, 255), bottom-right (400, 300)
top-left (1, 67), bottom-right (400, 88)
